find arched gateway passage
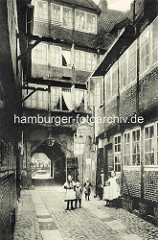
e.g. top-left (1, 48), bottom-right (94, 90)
top-left (31, 139), bottom-right (66, 186)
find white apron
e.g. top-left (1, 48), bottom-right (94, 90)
top-left (64, 181), bottom-right (76, 201)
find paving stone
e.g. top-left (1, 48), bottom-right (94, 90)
top-left (13, 187), bottom-right (158, 240)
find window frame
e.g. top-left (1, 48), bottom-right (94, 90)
top-left (123, 128), bottom-right (141, 167)
top-left (111, 61), bottom-right (118, 97)
top-left (62, 6), bottom-right (73, 29)
top-left (113, 134), bottom-right (122, 173)
top-left (51, 87), bottom-right (62, 111)
top-left (50, 45), bottom-right (62, 67)
top-left (123, 131), bottom-right (131, 166)
top-left (75, 50), bottom-right (97, 71)
top-left (75, 9), bottom-right (97, 34)
top-left (151, 16), bottom-right (158, 65)
top-left (131, 128), bottom-right (141, 166)
top-left (127, 40), bottom-right (137, 84)
top-left (119, 51), bottom-right (128, 90)
top-left (32, 42), bottom-right (48, 65)
top-left (34, 0), bottom-right (48, 22)
top-left (50, 2), bottom-right (62, 25)
top-left (105, 69), bottom-right (112, 103)
top-left (140, 26), bottom-right (151, 75)
top-left (144, 123), bottom-right (157, 166)
top-left (95, 77), bottom-right (103, 109)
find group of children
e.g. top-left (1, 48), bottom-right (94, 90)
top-left (64, 175), bottom-right (92, 210)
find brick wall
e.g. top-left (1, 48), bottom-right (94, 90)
top-left (33, 21), bottom-right (98, 48)
top-left (122, 170), bottom-right (141, 198)
top-left (32, 63), bottom-right (90, 84)
top-left (144, 171), bottom-right (158, 202)
top-left (139, 67), bottom-right (158, 112)
top-left (0, 173), bottom-right (17, 240)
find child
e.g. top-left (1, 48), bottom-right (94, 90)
top-left (84, 178), bottom-right (92, 201)
top-left (75, 182), bottom-right (82, 208)
top-left (64, 175), bottom-right (76, 210)
top-left (108, 171), bottom-right (121, 208)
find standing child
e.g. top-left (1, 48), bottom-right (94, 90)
top-left (64, 175), bottom-right (76, 210)
top-left (84, 178), bottom-right (92, 201)
top-left (75, 182), bottom-right (82, 208)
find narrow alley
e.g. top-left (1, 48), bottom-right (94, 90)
top-left (13, 186), bottom-right (158, 240)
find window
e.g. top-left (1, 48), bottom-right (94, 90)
top-left (87, 13), bottom-right (97, 33)
top-left (62, 49), bottom-right (71, 67)
top-left (145, 125), bottom-right (155, 165)
top-left (51, 87), bottom-right (61, 110)
top-left (119, 52), bottom-right (127, 89)
top-left (37, 90), bottom-right (48, 110)
top-left (36, 0), bottom-right (48, 21)
top-left (50, 4), bottom-right (72, 28)
top-left (75, 10), bottom-right (86, 31)
top-left (75, 10), bottom-right (97, 34)
top-left (128, 40), bottom-right (137, 83)
top-left (132, 129), bottom-right (141, 166)
top-left (140, 27), bottom-right (150, 74)
top-left (74, 51), bottom-right (97, 71)
top-left (95, 78), bottom-right (103, 108)
top-left (50, 3), bottom-right (61, 24)
top-left (157, 123), bottom-right (158, 165)
top-left (152, 16), bottom-right (158, 64)
top-left (112, 62), bottom-right (118, 96)
top-left (86, 53), bottom-right (97, 71)
top-left (74, 143), bottom-right (85, 155)
top-left (123, 132), bottom-right (131, 166)
top-left (75, 89), bottom-right (84, 107)
top-left (114, 135), bottom-right (121, 172)
top-left (32, 43), bottom-right (48, 65)
top-left (50, 45), bottom-right (61, 67)
top-left (63, 7), bottom-right (73, 28)
top-left (105, 70), bottom-right (111, 102)
top-left (75, 50), bottom-right (86, 70)
top-left (62, 88), bottom-right (72, 110)
top-left (123, 128), bottom-right (141, 166)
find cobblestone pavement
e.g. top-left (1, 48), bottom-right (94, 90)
top-left (13, 186), bottom-right (158, 240)
top-left (13, 191), bottom-right (42, 240)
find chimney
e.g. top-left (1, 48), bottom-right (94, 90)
top-left (99, 0), bottom-right (108, 13)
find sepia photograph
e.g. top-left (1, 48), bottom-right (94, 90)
top-left (0, 0), bottom-right (158, 239)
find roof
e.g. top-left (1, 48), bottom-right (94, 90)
top-left (54, 0), bottom-right (101, 13)
top-left (97, 9), bottom-right (127, 50)
top-left (93, 25), bottom-right (135, 77)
